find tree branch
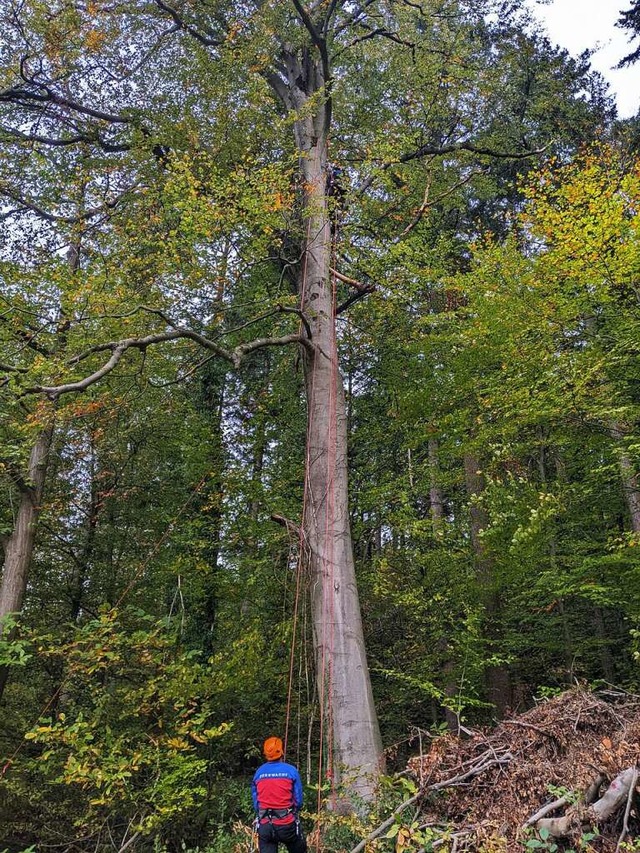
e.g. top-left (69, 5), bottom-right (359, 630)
top-left (0, 459), bottom-right (33, 498)
top-left (357, 141), bottom-right (551, 194)
top-left (0, 184), bottom-right (129, 224)
top-left (349, 752), bottom-right (513, 853)
top-left (0, 83), bottom-right (133, 125)
top-left (25, 322), bottom-right (316, 399)
top-left (0, 124), bottom-right (130, 152)
top-left (152, 0), bottom-right (224, 46)
top-left (330, 267), bottom-right (375, 292)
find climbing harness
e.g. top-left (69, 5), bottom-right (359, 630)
top-left (258, 807), bottom-right (295, 821)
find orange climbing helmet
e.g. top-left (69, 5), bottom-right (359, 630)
top-left (263, 736), bottom-right (284, 761)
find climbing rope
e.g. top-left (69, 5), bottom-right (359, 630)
top-left (280, 178), bottom-right (342, 849)
top-left (284, 217), bottom-right (313, 762)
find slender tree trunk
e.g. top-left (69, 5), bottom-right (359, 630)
top-left (611, 422), bottom-right (640, 533)
top-left (464, 454), bottom-right (511, 717)
top-left (69, 438), bottom-right (99, 622)
top-left (428, 438), bottom-right (457, 729)
top-left (428, 437), bottom-right (445, 535)
top-left (284, 49), bottom-right (383, 798)
top-left (592, 605), bottom-right (615, 683)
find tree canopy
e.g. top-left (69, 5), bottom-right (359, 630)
top-left (0, 0), bottom-right (638, 850)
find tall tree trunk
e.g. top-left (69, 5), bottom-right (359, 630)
top-left (0, 423), bottom-right (54, 700)
top-left (464, 454), bottom-right (511, 717)
top-left (283, 48), bottom-right (383, 798)
top-left (0, 425), bottom-right (54, 619)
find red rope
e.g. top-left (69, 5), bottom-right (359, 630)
top-left (315, 193), bottom-right (341, 844)
top-left (327, 224), bottom-right (339, 801)
top-left (284, 217), bottom-right (313, 760)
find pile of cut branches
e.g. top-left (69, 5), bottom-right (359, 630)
top-left (361, 689), bottom-right (640, 852)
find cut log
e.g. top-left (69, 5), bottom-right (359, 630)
top-left (535, 767), bottom-right (638, 838)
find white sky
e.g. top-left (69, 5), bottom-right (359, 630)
top-left (527, 0), bottom-right (640, 118)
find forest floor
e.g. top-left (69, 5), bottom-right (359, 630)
top-left (402, 688), bottom-right (640, 852)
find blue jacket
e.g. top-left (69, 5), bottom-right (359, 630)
top-left (252, 759), bottom-right (303, 819)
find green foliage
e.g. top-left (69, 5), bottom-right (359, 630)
top-left (0, 0), bottom-right (637, 847)
top-left (0, 615), bottom-right (32, 668)
top-left (3, 609), bottom-right (230, 841)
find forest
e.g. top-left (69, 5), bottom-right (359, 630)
top-left (2, 0), bottom-right (640, 850)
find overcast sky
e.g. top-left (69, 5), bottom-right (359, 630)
top-left (527, 0), bottom-right (640, 118)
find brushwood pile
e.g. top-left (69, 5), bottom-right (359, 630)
top-left (405, 689), bottom-right (640, 851)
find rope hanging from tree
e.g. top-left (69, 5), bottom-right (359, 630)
top-left (282, 188), bottom-right (341, 847)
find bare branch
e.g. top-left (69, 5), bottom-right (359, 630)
top-left (232, 333), bottom-right (314, 366)
top-left (0, 184), bottom-right (130, 224)
top-left (333, 0), bottom-right (379, 36)
top-left (349, 752), bottom-right (513, 853)
top-left (0, 83), bottom-right (133, 124)
top-left (357, 141), bottom-right (551, 194)
top-left (291, 0), bottom-right (325, 51)
top-left (0, 124), bottom-right (130, 152)
top-left (271, 513), bottom-right (302, 539)
top-left (0, 361), bottom-right (27, 374)
top-left (616, 767), bottom-right (638, 851)
top-left (523, 795), bottom-right (571, 829)
top-left (341, 26), bottom-right (415, 52)
top-left (152, 0), bottom-right (224, 46)
top-left (25, 322), bottom-right (316, 399)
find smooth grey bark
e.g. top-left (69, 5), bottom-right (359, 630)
top-left (0, 424), bottom-right (54, 621)
top-left (273, 43), bottom-right (384, 799)
top-left (68, 437), bottom-right (100, 622)
top-left (464, 453), bottom-right (511, 717)
top-left (0, 423), bottom-right (54, 700)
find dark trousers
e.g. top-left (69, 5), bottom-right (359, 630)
top-left (257, 819), bottom-right (307, 853)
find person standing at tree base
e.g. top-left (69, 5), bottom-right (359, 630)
top-left (252, 737), bottom-right (308, 853)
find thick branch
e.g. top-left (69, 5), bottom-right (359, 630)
top-left (263, 71), bottom-right (293, 110)
top-left (330, 266), bottom-right (375, 292)
top-left (0, 316), bottom-right (52, 356)
top-left (291, 0), bottom-right (326, 53)
top-left (535, 767), bottom-right (639, 839)
top-left (0, 84), bottom-right (132, 125)
top-left (336, 289), bottom-right (373, 314)
top-left (271, 513), bottom-right (302, 539)
top-left (25, 324), bottom-right (316, 399)
top-left (523, 796), bottom-right (571, 828)
top-left (289, 0), bottom-right (331, 132)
